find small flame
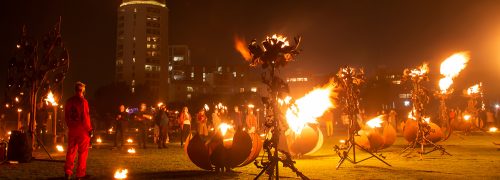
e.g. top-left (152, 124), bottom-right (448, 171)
top-left (489, 127), bottom-right (498, 132)
top-left (339, 139), bottom-right (346, 144)
top-left (127, 138), bottom-right (133, 143)
top-left (96, 137), bottom-right (102, 143)
top-left (114, 169), bottom-right (128, 179)
top-left (248, 104), bottom-right (254, 108)
top-left (467, 83), bottom-right (481, 95)
top-left (17, 108), bottom-right (22, 112)
top-left (366, 115), bottom-right (384, 128)
top-left (439, 52), bottom-right (469, 93)
top-left (56, 145), bottom-right (64, 152)
top-left (234, 35), bottom-right (252, 61)
top-left (7, 131), bottom-right (11, 135)
top-left (219, 123), bottom-right (233, 136)
top-left (108, 127), bottom-right (113, 133)
top-left (423, 117), bottom-right (431, 124)
top-left (157, 102), bottom-right (163, 107)
top-left (409, 63), bottom-right (429, 77)
top-left (285, 82), bottom-right (335, 134)
top-left (463, 114), bottom-right (471, 121)
top-left (127, 148), bottom-right (136, 154)
top-left (45, 91), bottom-right (58, 106)
top-left (204, 104), bottom-right (209, 111)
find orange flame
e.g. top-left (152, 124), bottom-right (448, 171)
top-left (409, 63), bottom-right (429, 77)
top-left (366, 115), bottom-right (384, 128)
top-left (114, 169), bottom-right (128, 179)
top-left (438, 52), bottom-right (469, 93)
top-left (285, 81), bottom-right (336, 134)
top-left (234, 35), bottom-right (252, 61)
top-left (219, 123), bottom-right (233, 136)
top-left (45, 91), bottom-right (58, 106)
top-left (467, 83), bottom-right (481, 95)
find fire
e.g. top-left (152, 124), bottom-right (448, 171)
top-left (489, 127), bottom-right (498, 132)
top-left (423, 117), bottom-right (431, 124)
top-left (285, 82), bottom-right (335, 134)
top-left (56, 145), bottom-right (64, 152)
top-left (268, 34), bottom-right (290, 48)
top-left (278, 96), bottom-right (292, 106)
top-left (127, 148), bottom-right (136, 154)
top-left (366, 115), bottom-right (384, 128)
top-left (463, 114), bottom-right (471, 121)
top-left (467, 83), bottom-right (481, 95)
top-left (45, 91), bottom-right (58, 106)
top-left (204, 104), bottom-right (209, 111)
top-left (96, 137), bottom-right (102, 143)
top-left (114, 169), bottom-right (128, 179)
top-left (157, 102), bottom-right (163, 107)
top-left (127, 138), bottom-right (133, 143)
top-left (234, 35), bottom-right (252, 61)
top-left (218, 123), bottom-right (232, 136)
top-left (409, 63), bottom-right (429, 77)
top-left (438, 52), bottom-right (469, 93)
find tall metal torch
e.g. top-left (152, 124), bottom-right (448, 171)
top-left (45, 91), bottom-right (58, 145)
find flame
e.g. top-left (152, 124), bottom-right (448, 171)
top-left (108, 128), bottom-right (113, 133)
top-left (438, 52), bottom-right (469, 93)
top-left (234, 35), bottom-right (252, 61)
top-left (278, 96), bottom-right (292, 106)
top-left (409, 63), bottom-right (429, 77)
top-left (45, 91), bottom-right (58, 106)
top-left (204, 104), bottom-right (209, 111)
top-left (96, 137), bottom-right (102, 143)
top-left (463, 114), bottom-right (471, 121)
top-left (219, 123), bottom-right (233, 136)
top-left (467, 83), bottom-right (481, 95)
top-left (56, 145), bottom-right (64, 152)
top-left (157, 102), bottom-right (163, 107)
top-left (127, 148), bottom-right (136, 154)
top-left (423, 117), bottom-right (431, 124)
top-left (114, 169), bottom-right (128, 179)
top-left (127, 138), bottom-right (133, 143)
top-left (285, 82), bottom-right (335, 134)
top-left (248, 104), bottom-right (254, 108)
top-left (489, 127), bottom-right (498, 132)
top-left (268, 34), bottom-right (290, 48)
top-left (366, 115), bottom-right (384, 128)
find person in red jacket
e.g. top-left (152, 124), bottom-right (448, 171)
top-left (64, 82), bottom-right (92, 179)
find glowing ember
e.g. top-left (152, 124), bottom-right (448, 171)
top-left (234, 35), bottom-right (252, 61)
top-left (56, 145), bottom-right (64, 152)
top-left (96, 137), bottom-right (102, 143)
top-left (114, 169), bottom-right (128, 179)
top-left (366, 115), bottom-right (384, 128)
top-left (127, 148), bottom-right (136, 154)
top-left (45, 91), bottom-right (58, 106)
top-left (409, 63), bottom-right (429, 77)
top-left (489, 127), bottom-right (498, 132)
top-left (438, 52), bottom-right (469, 94)
top-left (467, 83), bottom-right (481, 95)
top-left (285, 82), bottom-right (335, 134)
top-left (219, 123), bottom-right (233, 136)
top-left (127, 138), bottom-right (133, 143)
top-left (463, 114), bottom-right (471, 121)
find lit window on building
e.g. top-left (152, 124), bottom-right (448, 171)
top-left (173, 56), bottom-right (184, 61)
top-left (152, 37), bottom-right (157, 42)
top-left (152, 44), bottom-right (157, 49)
top-left (116, 59), bottom-right (123, 65)
top-left (152, 17), bottom-right (158, 21)
top-left (191, 72), bottom-right (194, 78)
top-left (202, 73), bottom-right (206, 82)
top-left (147, 37), bottom-right (151, 41)
top-left (240, 88), bottom-right (245, 93)
top-left (133, 36), bottom-right (136, 41)
top-left (131, 87), bottom-right (135, 93)
top-left (145, 65), bottom-right (153, 71)
top-left (134, 8), bottom-right (137, 13)
top-left (168, 66), bottom-right (173, 71)
top-left (233, 72), bottom-right (237, 78)
top-left (187, 94), bottom-right (191, 99)
top-left (131, 80), bottom-right (135, 86)
top-left (147, 44), bottom-right (151, 48)
top-left (187, 86), bottom-right (194, 92)
top-left (399, 93), bottom-right (411, 99)
top-left (251, 87), bottom-right (257, 92)
top-left (151, 51), bottom-right (157, 56)
top-left (132, 57), bottom-right (136, 62)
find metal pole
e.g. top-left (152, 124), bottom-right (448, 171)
top-left (53, 106), bottom-right (57, 145)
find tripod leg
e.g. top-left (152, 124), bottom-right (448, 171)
top-left (35, 134), bottom-right (53, 160)
top-left (254, 160), bottom-right (276, 180)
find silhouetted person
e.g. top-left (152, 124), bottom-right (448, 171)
top-left (114, 105), bottom-right (128, 148)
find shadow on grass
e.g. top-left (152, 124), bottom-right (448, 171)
top-left (131, 170), bottom-right (240, 179)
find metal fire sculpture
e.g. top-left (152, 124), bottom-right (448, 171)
top-left (333, 67), bottom-right (391, 169)
top-left (240, 34), bottom-right (308, 179)
top-left (461, 83), bottom-right (485, 133)
top-left (5, 18), bottom-right (69, 157)
top-left (401, 64), bottom-right (451, 159)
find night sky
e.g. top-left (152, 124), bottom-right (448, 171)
top-left (1, 0), bottom-right (500, 100)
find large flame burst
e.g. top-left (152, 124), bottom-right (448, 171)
top-left (438, 52), bottom-right (469, 94)
top-left (285, 82), bottom-right (336, 135)
top-left (366, 115), bottom-right (384, 128)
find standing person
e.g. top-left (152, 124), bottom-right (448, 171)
top-left (388, 109), bottom-right (397, 130)
top-left (135, 103), bottom-right (151, 149)
top-left (114, 105), bottom-right (128, 149)
top-left (64, 82), bottom-right (92, 179)
top-left (197, 108), bottom-right (208, 138)
top-left (178, 106), bottom-right (191, 146)
top-left (246, 109), bottom-right (257, 133)
top-left (324, 110), bottom-right (334, 137)
top-left (212, 108), bottom-right (221, 130)
top-left (232, 106), bottom-right (242, 131)
top-left (156, 105), bottom-right (169, 149)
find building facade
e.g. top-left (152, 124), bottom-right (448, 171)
top-left (115, 0), bottom-right (169, 100)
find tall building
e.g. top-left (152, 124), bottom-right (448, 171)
top-left (115, 0), bottom-right (169, 100)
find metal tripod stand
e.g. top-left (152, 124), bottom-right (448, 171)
top-left (333, 67), bottom-right (391, 169)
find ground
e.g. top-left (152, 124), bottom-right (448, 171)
top-left (1, 131), bottom-right (499, 179)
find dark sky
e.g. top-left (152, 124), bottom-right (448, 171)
top-left (1, 0), bottom-right (500, 100)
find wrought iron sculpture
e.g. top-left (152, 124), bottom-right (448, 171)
top-left (333, 67), bottom-right (391, 169)
top-left (242, 34), bottom-right (308, 180)
top-left (401, 64), bottom-right (451, 159)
